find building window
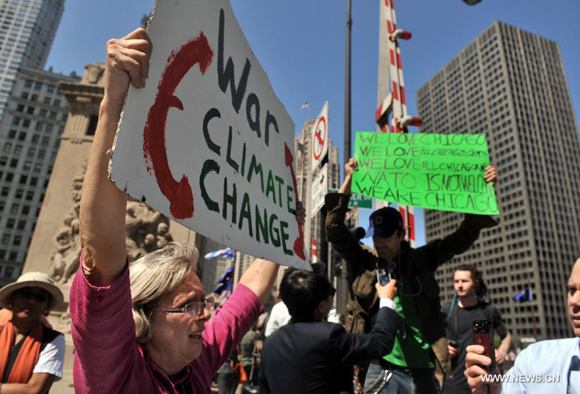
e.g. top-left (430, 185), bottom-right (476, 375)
top-left (19, 175), bottom-right (27, 185)
top-left (34, 82), bottom-right (42, 91)
top-left (21, 205), bottom-right (30, 215)
top-left (10, 204), bottom-right (19, 214)
top-left (1, 234), bottom-right (10, 245)
top-left (6, 219), bottom-right (15, 228)
top-left (25, 191), bottom-right (33, 201)
top-left (3, 143), bottom-right (12, 153)
top-left (15, 189), bottom-right (23, 198)
top-left (17, 221), bottom-right (25, 230)
top-left (4, 266), bottom-right (14, 278)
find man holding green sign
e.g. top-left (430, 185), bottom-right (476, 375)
top-left (325, 150), bottom-right (498, 393)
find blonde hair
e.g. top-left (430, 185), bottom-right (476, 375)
top-left (129, 242), bottom-right (199, 344)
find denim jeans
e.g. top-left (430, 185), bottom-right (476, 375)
top-left (364, 362), bottom-right (442, 394)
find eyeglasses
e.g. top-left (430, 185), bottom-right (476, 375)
top-left (13, 288), bottom-right (50, 303)
top-left (157, 297), bottom-right (215, 319)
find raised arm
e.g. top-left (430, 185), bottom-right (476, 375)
top-left (80, 28), bottom-right (151, 286)
top-left (419, 165), bottom-right (499, 272)
top-left (326, 159), bottom-right (374, 275)
top-left (338, 158), bottom-right (357, 194)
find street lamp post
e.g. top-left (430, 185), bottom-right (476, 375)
top-left (344, 0), bottom-right (352, 166)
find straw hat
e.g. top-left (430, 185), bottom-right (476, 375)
top-left (0, 272), bottom-right (64, 310)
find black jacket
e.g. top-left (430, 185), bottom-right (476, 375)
top-left (325, 193), bottom-right (497, 376)
top-left (259, 306), bottom-right (399, 394)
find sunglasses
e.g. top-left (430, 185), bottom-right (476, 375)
top-left (157, 297), bottom-right (215, 319)
top-left (13, 288), bottom-right (50, 303)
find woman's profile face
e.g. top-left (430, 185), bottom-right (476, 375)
top-left (146, 272), bottom-right (211, 376)
top-left (10, 287), bottom-right (51, 322)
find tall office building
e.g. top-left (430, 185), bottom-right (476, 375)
top-left (0, 0), bottom-right (65, 120)
top-left (418, 21), bottom-right (580, 341)
top-left (0, 67), bottom-right (76, 286)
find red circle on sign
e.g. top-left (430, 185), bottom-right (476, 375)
top-left (313, 117), bottom-right (327, 160)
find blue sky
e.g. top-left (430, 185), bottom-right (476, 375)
top-left (46, 0), bottom-right (579, 246)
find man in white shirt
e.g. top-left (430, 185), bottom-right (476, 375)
top-left (465, 257), bottom-right (580, 393)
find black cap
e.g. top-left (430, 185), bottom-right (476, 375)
top-left (366, 207), bottom-right (403, 239)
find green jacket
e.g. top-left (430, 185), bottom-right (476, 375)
top-left (325, 193), bottom-right (497, 376)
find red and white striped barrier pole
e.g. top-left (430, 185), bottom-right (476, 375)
top-left (376, 0), bottom-right (420, 247)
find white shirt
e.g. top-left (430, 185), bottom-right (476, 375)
top-left (265, 302), bottom-right (291, 337)
top-left (33, 334), bottom-right (65, 380)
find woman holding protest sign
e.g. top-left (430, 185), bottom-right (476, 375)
top-left (69, 28), bottom-right (305, 394)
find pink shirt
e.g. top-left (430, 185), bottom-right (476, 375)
top-left (69, 266), bottom-right (262, 393)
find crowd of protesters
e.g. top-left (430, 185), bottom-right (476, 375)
top-left (1, 26), bottom-right (579, 394)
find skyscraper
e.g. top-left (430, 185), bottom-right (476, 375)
top-left (0, 67), bottom-right (77, 286)
top-left (0, 0), bottom-right (64, 120)
top-left (418, 21), bottom-right (580, 341)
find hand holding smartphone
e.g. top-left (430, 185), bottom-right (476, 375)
top-left (376, 268), bottom-right (391, 286)
top-left (473, 320), bottom-right (496, 372)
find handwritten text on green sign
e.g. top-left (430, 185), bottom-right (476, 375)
top-left (352, 132), bottom-right (499, 215)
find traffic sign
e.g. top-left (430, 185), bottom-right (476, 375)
top-left (329, 188), bottom-right (373, 209)
top-left (310, 102), bottom-right (329, 171)
top-left (311, 163), bottom-right (328, 217)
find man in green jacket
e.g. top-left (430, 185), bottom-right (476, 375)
top-left (325, 158), bottom-right (498, 394)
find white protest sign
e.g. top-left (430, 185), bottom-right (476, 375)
top-left (109, 0), bottom-right (309, 270)
top-left (310, 163), bottom-right (328, 218)
top-left (310, 102), bottom-right (329, 172)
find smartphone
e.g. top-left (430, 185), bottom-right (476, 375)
top-left (473, 320), bottom-right (496, 371)
top-left (376, 268), bottom-right (391, 286)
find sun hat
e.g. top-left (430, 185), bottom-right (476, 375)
top-left (0, 272), bottom-right (64, 310)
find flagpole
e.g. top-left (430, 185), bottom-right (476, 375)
top-left (232, 251), bottom-right (241, 291)
top-left (531, 306), bottom-right (537, 341)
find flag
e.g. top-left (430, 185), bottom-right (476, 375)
top-left (513, 286), bottom-right (532, 303)
top-left (204, 247), bottom-right (235, 260)
top-left (213, 264), bottom-right (234, 296)
top-left (300, 102), bottom-right (309, 109)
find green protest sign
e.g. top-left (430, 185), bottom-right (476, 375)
top-left (329, 188), bottom-right (373, 209)
top-left (352, 132), bottom-right (499, 215)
